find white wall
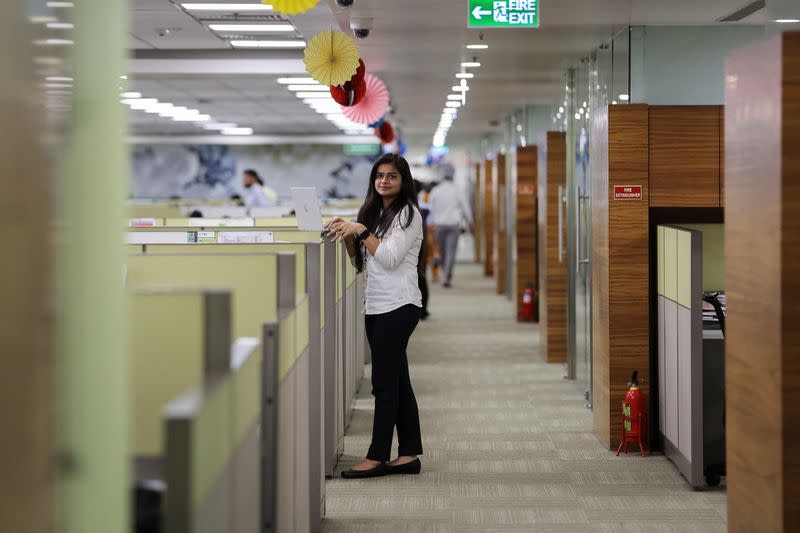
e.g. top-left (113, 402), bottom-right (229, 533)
top-left (630, 25), bottom-right (766, 105)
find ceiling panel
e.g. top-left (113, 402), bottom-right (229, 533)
top-left (126, 0), bottom-right (765, 144)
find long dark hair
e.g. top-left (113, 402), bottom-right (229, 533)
top-left (354, 154), bottom-right (420, 273)
top-left (244, 169), bottom-right (264, 186)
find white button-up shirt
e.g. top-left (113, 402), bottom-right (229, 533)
top-left (428, 179), bottom-right (473, 226)
top-left (363, 205), bottom-right (423, 315)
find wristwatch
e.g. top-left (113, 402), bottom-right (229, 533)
top-left (355, 227), bottom-right (370, 243)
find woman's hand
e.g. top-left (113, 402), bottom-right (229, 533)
top-left (327, 219), bottom-right (366, 241)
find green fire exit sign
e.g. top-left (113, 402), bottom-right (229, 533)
top-left (468, 0), bottom-right (539, 28)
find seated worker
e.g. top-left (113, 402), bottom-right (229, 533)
top-left (242, 169), bottom-right (274, 208)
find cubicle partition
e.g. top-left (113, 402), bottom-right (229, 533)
top-left (656, 224), bottom-right (725, 488)
top-left (126, 228), bottom-right (366, 532)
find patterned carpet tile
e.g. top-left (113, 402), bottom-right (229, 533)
top-left (322, 266), bottom-right (727, 532)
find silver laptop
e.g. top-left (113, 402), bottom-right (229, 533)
top-left (291, 187), bottom-right (324, 231)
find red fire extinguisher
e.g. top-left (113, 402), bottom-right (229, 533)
top-left (521, 284), bottom-right (536, 322)
top-left (616, 370), bottom-right (648, 457)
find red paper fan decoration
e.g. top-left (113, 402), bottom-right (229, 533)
top-left (342, 74), bottom-right (390, 125)
top-left (330, 76), bottom-right (367, 106)
top-left (375, 121), bottom-right (395, 144)
top-left (352, 59), bottom-right (366, 83)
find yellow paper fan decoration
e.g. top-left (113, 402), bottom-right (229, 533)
top-left (303, 30), bottom-right (361, 87)
top-left (266, 0), bottom-right (319, 16)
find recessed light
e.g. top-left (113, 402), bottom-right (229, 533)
top-left (35, 38), bottom-right (74, 46)
top-left (46, 22), bottom-right (74, 29)
top-left (456, 73), bottom-right (474, 79)
top-left (452, 86), bottom-right (469, 92)
top-left (466, 44), bottom-right (488, 49)
top-left (30, 16), bottom-right (58, 23)
top-left (619, 94), bottom-right (630, 101)
top-left (43, 82), bottom-right (72, 88)
top-left (46, 1), bottom-right (74, 7)
top-left (122, 98), bottom-right (157, 105)
top-left (775, 19), bottom-right (800, 23)
top-left (461, 62), bottom-right (480, 68)
top-left (46, 76), bottom-right (73, 82)
top-left (444, 108), bottom-right (457, 114)
top-left (173, 114), bottom-right (211, 122)
top-left (447, 94), bottom-right (463, 101)
top-left (446, 101), bottom-right (462, 108)
top-left (287, 84), bottom-right (328, 91)
top-left (120, 92), bottom-right (142, 99)
top-left (222, 127), bottom-right (254, 135)
top-left (182, 3), bottom-right (272, 11)
top-left (209, 23), bottom-right (294, 32)
top-left (278, 77), bottom-right (317, 84)
top-left (204, 123), bottom-right (238, 130)
top-left (230, 39), bottom-right (305, 48)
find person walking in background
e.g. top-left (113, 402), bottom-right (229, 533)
top-left (414, 179), bottom-right (430, 320)
top-left (428, 164), bottom-right (473, 288)
top-left (422, 182), bottom-right (443, 283)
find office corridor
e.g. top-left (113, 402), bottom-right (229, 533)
top-left (323, 265), bottom-right (727, 533)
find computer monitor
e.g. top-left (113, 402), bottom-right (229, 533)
top-left (291, 187), bottom-right (323, 231)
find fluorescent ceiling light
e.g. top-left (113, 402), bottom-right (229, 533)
top-left (297, 92), bottom-right (333, 99)
top-left (466, 44), bottom-right (488, 49)
top-left (35, 38), bottom-right (74, 45)
top-left (46, 1), bottom-right (74, 7)
top-left (122, 98), bottom-right (157, 105)
top-left (447, 94), bottom-right (463, 101)
top-left (775, 19), bottom-right (800, 23)
top-left (47, 22), bottom-right (74, 29)
top-left (444, 108), bottom-right (457, 114)
top-left (182, 3), bottom-right (272, 11)
top-left (461, 62), bottom-right (480, 68)
top-left (120, 75), bottom-right (128, 79)
top-left (44, 82), bottom-right (72, 88)
top-left (278, 77), bottom-right (317, 84)
top-left (120, 92), bottom-right (142, 99)
top-left (456, 73), bottom-right (474, 79)
top-left (222, 127), bottom-right (254, 135)
top-left (173, 114), bottom-right (211, 122)
top-left (209, 23), bottom-right (294, 32)
top-left (46, 76), bottom-right (73, 82)
top-left (287, 84), bottom-right (328, 91)
top-left (619, 94), bottom-right (630, 102)
top-left (445, 101), bottom-right (462, 108)
top-left (452, 85), bottom-right (469, 92)
top-left (230, 39), bottom-right (305, 48)
top-left (204, 123), bottom-right (238, 130)
top-left (30, 16), bottom-right (58, 23)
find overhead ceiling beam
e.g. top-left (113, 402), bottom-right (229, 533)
top-left (130, 49), bottom-right (305, 75)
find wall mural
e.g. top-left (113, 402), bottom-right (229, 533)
top-left (131, 144), bottom-right (378, 200)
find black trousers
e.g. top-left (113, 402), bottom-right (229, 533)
top-left (364, 304), bottom-right (423, 462)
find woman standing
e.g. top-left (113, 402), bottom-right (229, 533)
top-left (325, 154), bottom-right (424, 479)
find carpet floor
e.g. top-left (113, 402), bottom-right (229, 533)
top-left (322, 264), bottom-right (727, 533)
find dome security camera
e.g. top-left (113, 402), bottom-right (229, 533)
top-left (336, 0), bottom-right (354, 6)
top-left (350, 17), bottom-right (373, 39)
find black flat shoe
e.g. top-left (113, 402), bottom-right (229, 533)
top-left (341, 463), bottom-right (387, 479)
top-left (385, 458), bottom-right (421, 475)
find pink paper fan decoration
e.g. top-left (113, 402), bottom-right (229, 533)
top-left (342, 74), bottom-right (390, 125)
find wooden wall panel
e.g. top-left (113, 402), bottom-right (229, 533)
top-left (541, 133), bottom-right (567, 362)
top-left (483, 159), bottom-right (494, 277)
top-left (473, 163), bottom-right (482, 263)
top-left (495, 154), bottom-right (507, 294)
top-left (592, 104), bottom-right (650, 449)
top-left (516, 145), bottom-right (538, 321)
top-left (726, 31), bottom-right (800, 532)
top-left (720, 106), bottom-right (725, 207)
top-left (649, 106), bottom-right (721, 207)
